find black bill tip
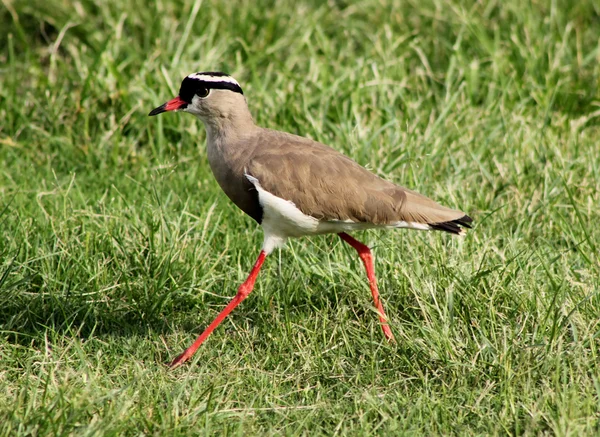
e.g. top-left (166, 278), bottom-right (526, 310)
top-left (148, 103), bottom-right (167, 116)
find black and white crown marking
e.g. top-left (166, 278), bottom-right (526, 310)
top-left (178, 72), bottom-right (243, 103)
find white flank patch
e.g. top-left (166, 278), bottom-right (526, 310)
top-left (393, 221), bottom-right (431, 231)
top-left (245, 174), bottom-right (319, 254)
top-left (187, 73), bottom-right (240, 86)
top-left (316, 219), bottom-right (431, 234)
top-left (315, 220), bottom-right (379, 234)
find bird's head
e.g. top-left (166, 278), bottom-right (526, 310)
top-left (149, 72), bottom-right (247, 123)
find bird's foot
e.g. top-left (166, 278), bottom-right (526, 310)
top-left (168, 351), bottom-right (191, 369)
top-left (382, 325), bottom-right (395, 342)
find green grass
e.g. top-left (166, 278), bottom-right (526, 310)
top-left (1, 0), bottom-right (600, 434)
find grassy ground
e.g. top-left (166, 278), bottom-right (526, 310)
top-left (1, 0), bottom-right (600, 435)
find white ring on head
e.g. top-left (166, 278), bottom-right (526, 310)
top-left (186, 73), bottom-right (240, 87)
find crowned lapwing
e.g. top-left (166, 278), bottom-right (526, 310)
top-left (149, 72), bottom-right (472, 368)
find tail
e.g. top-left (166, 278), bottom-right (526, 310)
top-left (390, 187), bottom-right (474, 236)
top-left (428, 214), bottom-right (473, 236)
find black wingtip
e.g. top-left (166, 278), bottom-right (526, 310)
top-left (429, 214), bottom-right (473, 235)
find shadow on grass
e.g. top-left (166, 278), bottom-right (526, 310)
top-left (0, 259), bottom-right (349, 349)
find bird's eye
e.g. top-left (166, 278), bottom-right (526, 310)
top-left (196, 87), bottom-right (210, 98)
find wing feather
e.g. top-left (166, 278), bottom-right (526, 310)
top-left (246, 129), bottom-right (469, 227)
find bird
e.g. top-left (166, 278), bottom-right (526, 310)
top-left (149, 71), bottom-right (472, 368)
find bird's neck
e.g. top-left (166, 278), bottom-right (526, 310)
top-left (202, 105), bottom-right (257, 146)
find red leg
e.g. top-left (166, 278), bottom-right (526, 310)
top-left (338, 233), bottom-right (394, 341)
top-left (169, 250), bottom-right (268, 368)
